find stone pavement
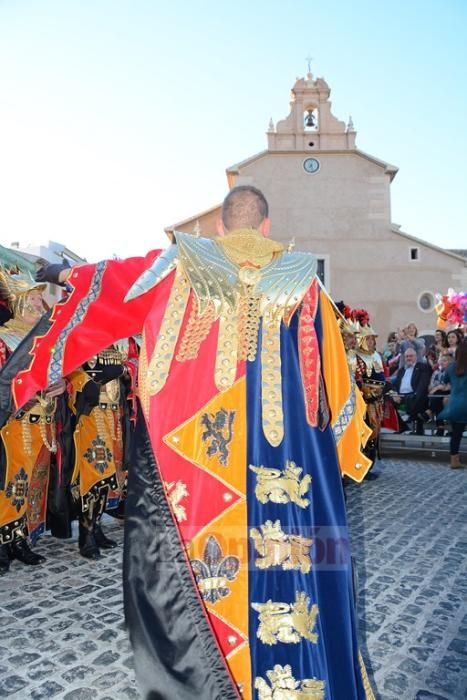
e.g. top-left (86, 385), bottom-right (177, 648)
top-left (347, 458), bottom-right (467, 700)
top-left (0, 458), bottom-right (465, 700)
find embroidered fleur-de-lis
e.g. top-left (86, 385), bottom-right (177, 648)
top-left (191, 535), bottom-right (240, 604)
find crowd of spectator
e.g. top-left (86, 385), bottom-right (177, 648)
top-left (379, 323), bottom-right (467, 467)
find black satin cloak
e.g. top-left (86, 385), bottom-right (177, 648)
top-left (123, 414), bottom-right (240, 700)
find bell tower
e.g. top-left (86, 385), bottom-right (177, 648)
top-left (267, 72), bottom-right (356, 152)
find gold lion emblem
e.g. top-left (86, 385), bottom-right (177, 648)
top-left (255, 664), bottom-right (325, 699)
top-left (250, 520), bottom-right (313, 574)
top-left (252, 592), bottom-right (319, 646)
top-left (249, 460), bottom-right (311, 508)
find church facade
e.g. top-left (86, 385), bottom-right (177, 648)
top-left (166, 72), bottom-right (466, 340)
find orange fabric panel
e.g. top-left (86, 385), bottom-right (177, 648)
top-left (320, 291), bottom-right (372, 481)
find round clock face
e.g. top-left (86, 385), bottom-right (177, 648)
top-left (303, 157), bottom-right (320, 174)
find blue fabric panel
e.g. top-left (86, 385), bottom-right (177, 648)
top-left (246, 305), bottom-right (365, 699)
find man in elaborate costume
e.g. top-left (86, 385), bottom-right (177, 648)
top-left (353, 312), bottom-right (385, 468)
top-left (337, 305), bottom-right (385, 471)
top-left (4, 186), bottom-right (374, 698)
top-left (336, 302), bottom-right (359, 376)
top-left (0, 268), bottom-right (65, 575)
top-left (66, 340), bottom-right (136, 558)
top-left (35, 261), bottom-right (138, 556)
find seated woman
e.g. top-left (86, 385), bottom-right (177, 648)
top-left (426, 329), bottom-right (448, 369)
top-left (427, 353), bottom-right (453, 435)
top-left (446, 329), bottom-right (463, 358)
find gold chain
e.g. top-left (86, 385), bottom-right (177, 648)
top-left (94, 404), bottom-right (107, 442)
top-left (138, 329), bottom-right (150, 417)
top-left (21, 419), bottom-right (33, 456)
top-left (176, 298), bottom-right (215, 362)
top-left (237, 287), bottom-right (261, 361)
top-left (39, 419), bottom-right (57, 453)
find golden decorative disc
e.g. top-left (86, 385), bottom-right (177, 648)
top-left (216, 228), bottom-right (284, 268)
top-left (238, 267), bottom-right (262, 286)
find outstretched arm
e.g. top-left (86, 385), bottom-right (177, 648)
top-left (12, 250), bottom-right (162, 410)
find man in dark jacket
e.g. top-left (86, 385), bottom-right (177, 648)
top-left (391, 347), bottom-right (432, 434)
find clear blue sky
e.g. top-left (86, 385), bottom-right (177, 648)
top-left (0, 0), bottom-right (466, 261)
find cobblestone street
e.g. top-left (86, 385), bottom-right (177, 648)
top-left (0, 457), bottom-right (466, 700)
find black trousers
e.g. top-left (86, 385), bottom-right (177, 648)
top-left (451, 422), bottom-right (466, 455)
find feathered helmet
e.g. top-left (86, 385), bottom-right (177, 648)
top-left (348, 307), bottom-right (378, 353)
top-left (351, 308), bottom-right (378, 338)
top-left (435, 288), bottom-right (467, 331)
top-left (0, 266), bottom-right (46, 318)
top-left (335, 301), bottom-right (359, 335)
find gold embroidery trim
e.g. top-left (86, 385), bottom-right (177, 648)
top-left (19, 398), bottom-right (57, 454)
top-left (237, 286), bottom-right (261, 362)
top-left (215, 306), bottom-right (239, 392)
top-left (147, 269), bottom-right (190, 396)
top-left (359, 652), bottom-right (376, 700)
top-left (137, 329), bottom-right (150, 417)
top-left (261, 310), bottom-right (283, 446)
top-left (176, 298), bottom-right (215, 362)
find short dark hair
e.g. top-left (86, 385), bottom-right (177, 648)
top-left (221, 185), bottom-right (269, 230)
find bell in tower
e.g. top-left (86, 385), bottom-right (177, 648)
top-left (267, 72), bottom-right (357, 151)
top-left (304, 109), bottom-right (316, 129)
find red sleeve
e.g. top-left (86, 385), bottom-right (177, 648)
top-left (13, 250), bottom-right (161, 409)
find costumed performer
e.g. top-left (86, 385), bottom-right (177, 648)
top-left (2, 186), bottom-right (375, 699)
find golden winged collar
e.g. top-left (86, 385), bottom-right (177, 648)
top-left (127, 229), bottom-right (317, 446)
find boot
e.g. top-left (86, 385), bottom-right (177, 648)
top-left (78, 522), bottom-right (101, 560)
top-left (450, 454), bottom-right (463, 469)
top-left (10, 538), bottom-right (46, 565)
top-left (94, 524), bottom-right (117, 549)
top-left (0, 543), bottom-right (11, 575)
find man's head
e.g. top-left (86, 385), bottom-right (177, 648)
top-left (217, 185), bottom-right (270, 237)
top-left (342, 332), bottom-right (356, 350)
top-left (404, 348), bottom-right (417, 367)
top-left (366, 335), bottom-right (377, 352)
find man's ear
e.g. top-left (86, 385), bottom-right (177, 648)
top-left (259, 218), bottom-right (271, 237)
top-left (216, 219), bottom-right (226, 236)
